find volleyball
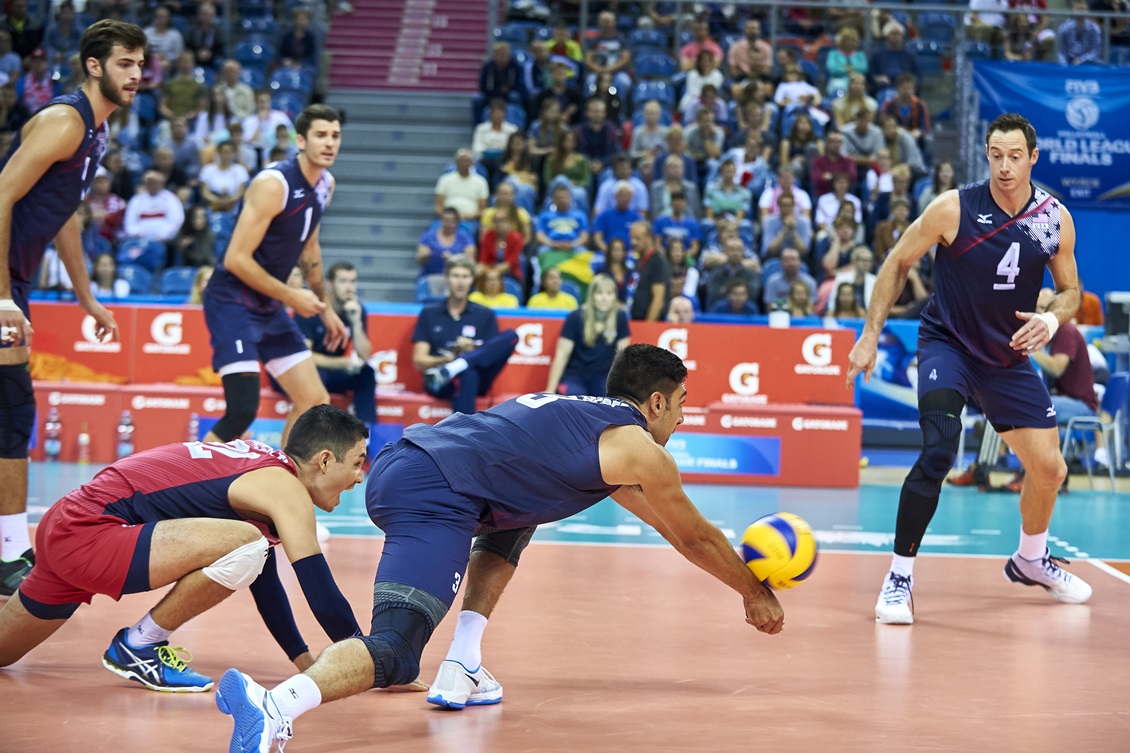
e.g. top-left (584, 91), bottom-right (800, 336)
top-left (740, 513), bottom-right (818, 590)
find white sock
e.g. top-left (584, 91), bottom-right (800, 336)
top-left (445, 358), bottom-right (468, 378)
top-left (271, 674), bottom-right (322, 720)
top-left (1018, 530), bottom-right (1048, 561)
top-left (890, 554), bottom-right (916, 578)
top-left (127, 612), bottom-right (173, 647)
top-left (444, 610), bottom-right (488, 669)
top-left (0, 512), bottom-right (32, 561)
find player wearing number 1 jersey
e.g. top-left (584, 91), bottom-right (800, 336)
top-left (0, 21), bottom-right (146, 599)
top-left (0, 405), bottom-right (368, 692)
top-left (846, 113), bottom-right (1092, 625)
top-left (202, 104), bottom-right (346, 448)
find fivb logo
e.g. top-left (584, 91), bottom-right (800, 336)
top-left (143, 312), bottom-right (191, 354)
top-left (657, 328), bottom-right (697, 370)
top-left (75, 315), bottom-right (122, 353)
top-left (509, 323), bottom-right (550, 365)
top-left (795, 333), bottom-right (840, 376)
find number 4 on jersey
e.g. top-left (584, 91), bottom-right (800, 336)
top-left (994, 242), bottom-right (1020, 291)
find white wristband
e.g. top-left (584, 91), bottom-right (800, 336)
top-left (1034, 311), bottom-right (1059, 340)
top-left (0, 298), bottom-right (22, 313)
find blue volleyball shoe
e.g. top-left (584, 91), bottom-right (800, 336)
top-left (216, 668), bottom-right (294, 753)
top-left (102, 628), bottom-right (214, 692)
top-left (426, 659), bottom-right (503, 709)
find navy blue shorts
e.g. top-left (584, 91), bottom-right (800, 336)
top-left (1, 281), bottom-right (31, 350)
top-left (203, 297), bottom-right (308, 373)
top-left (917, 338), bottom-right (1056, 430)
top-left (365, 439), bottom-right (486, 608)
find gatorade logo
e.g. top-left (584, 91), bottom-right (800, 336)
top-left (75, 315), bottom-right (122, 353)
top-left (728, 363), bottom-right (760, 396)
top-left (658, 328), bottom-right (688, 359)
top-left (143, 312), bottom-right (191, 355)
top-left (510, 323), bottom-right (550, 365)
top-left (372, 349), bottom-right (400, 387)
top-left (795, 333), bottom-right (840, 375)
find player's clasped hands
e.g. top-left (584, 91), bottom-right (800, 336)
top-left (744, 591), bottom-right (785, 635)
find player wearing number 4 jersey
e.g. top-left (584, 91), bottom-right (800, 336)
top-left (202, 104), bottom-right (346, 448)
top-left (0, 405), bottom-right (368, 692)
top-left (0, 20), bottom-right (146, 599)
top-left (847, 113), bottom-right (1092, 625)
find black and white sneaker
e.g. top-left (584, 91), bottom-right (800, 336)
top-left (1004, 549), bottom-right (1092, 604)
top-left (875, 571), bottom-right (914, 624)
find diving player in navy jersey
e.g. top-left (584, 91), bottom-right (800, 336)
top-left (202, 104), bottom-right (346, 448)
top-left (846, 113), bottom-right (1092, 625)
top-left (0, 20), bottom-right (146, 599)
top-left (0, 405), bottom-right (368, 692)
top-left (217, 345), bottom-right (785, 752)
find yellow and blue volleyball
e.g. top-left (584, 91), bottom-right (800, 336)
top-left (740, 512), bottom-right (818, 590)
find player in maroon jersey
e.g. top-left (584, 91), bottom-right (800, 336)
top-left (0, 405), bottom-right (367, 692)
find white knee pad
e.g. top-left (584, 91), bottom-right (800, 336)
top-left (203, 536), bottom-right (270, 590)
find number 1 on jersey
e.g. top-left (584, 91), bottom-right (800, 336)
top-left (299, 207), bottom-right (313, 242)
top-left (994, 242), bottom-right (1020, 291)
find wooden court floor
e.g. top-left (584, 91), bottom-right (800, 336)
top-left (4, 530), bottom-right (1129, 753)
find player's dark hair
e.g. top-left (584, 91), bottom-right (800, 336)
top-left (606, 344), bottom-right (688, 407)
top-left (327, 260), bottom-right (355, 281)
top-left (80, 20), bottom-right (147, 76)
top-left (986, 113), bottom-right (1037, 154)
top-left (285, 404), bottom-right (368, 463)
top-left (295, 104), bottom-right (341, 138)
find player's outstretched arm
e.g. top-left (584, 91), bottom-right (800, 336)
top-left (229, 467), bottom-right (362, 643)
top-left (606, 428), bottom-right (783, 634)
top-left (1011, 206), bottom-right (1081, 353)
top-left (0, 106), bottom-right (86, 340)
top-left (846, 188), bottom-right (959, 386)
top-left (224, 174), bottom-right (325, 317)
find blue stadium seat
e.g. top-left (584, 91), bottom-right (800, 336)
top-left (963, 40), bottom-right (992, 61)
top-left (532, 26), bottom-right (555, 42)
top-left (240, 16), bottom-right (278, 36)
top-left (634, 53), bottom-right (677, 80)
top-left (269, 67), bottom-right (313, 94)
top-left (632, 80), bottom-right (675, 110)
top-left (415, 274), bottom-right (447, 303)
top-left (272, 92), bottom-right (305, 119)
top-left (493, 25), bottom-right (529, 47)
top-left (502, 276), bottom-right (525, 304)
top-left (117, 264), bottom-right (154, 294)
top-left (559, 280), bottom-right (581, 302)
top-left (235, 40), bottom-right (275, 68)
top-left (240, 66), bottom-right (265, 89)
top-left (116, 239), bottom-right (166, 273)
top-left (133, 91), bottom-right (158, 125)
top-left (908, 40), bottom-right (945, 76)
top-left (510, 48), bottom-right (531, 68)
top-left (501, 179), bottom-right (537, 213)
top-left (629, 28), bottom-right (669, 52)
top-left (209, 211), bottom-right (236, 238)
top-left (913, 175), bottom-right (933, 204)
top-left (917, 13), bottom-right (956, 44)
top-left (159, 266), bottom-right (197, 297)
top-left (192, 65), bottom-right (216, 87)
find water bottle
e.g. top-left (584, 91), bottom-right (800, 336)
top-left (77, 422), bottom-right (91, 464)
top-left (116, 410), bottom-right (135, 460)
top-left (187, 412), bottom-right (200, 443)
top-left (44, 407), bottom-right (62, 462)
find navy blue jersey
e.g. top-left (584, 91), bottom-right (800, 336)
top-left (412, 300), bottom-right (499, 356)
top-left (919, 180), bottom-right (1063, 367)
top-left (402, 393), bottom-right (648, 528)
top-left (2, 90), bottom-right (108, 283)
top-left (208, 158), bottom-right (334, 314)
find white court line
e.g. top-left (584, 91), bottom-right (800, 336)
top-left (1088, 559), bottom-right (1130, 586)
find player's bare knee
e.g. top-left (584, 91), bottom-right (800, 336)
top-left (202, 535), bottom-right (270, 590)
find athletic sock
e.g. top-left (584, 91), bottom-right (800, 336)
top-left (890, 554), bottom-right (916, 578)
top-left (127, 612), bottom-right (173, 647)
top-left (1018, 530), bottom-right (1049, 561)
top-left (271, 674), bottom-right (323, 720)
top-left (0, 512), bottom-right (31, 561)
top-left (445, 358), bottom-right (468, 378)
top-left (444, 610), bottom-right (488, 670)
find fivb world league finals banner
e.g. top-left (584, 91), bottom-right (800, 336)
top-left (972, 61), bottom-right (1130, 209)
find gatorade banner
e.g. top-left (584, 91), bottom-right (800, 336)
top-left (972, 61), bottom-right (1130, 209)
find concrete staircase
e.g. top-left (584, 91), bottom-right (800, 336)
top-left (322, 89), bottom-right (473, 303)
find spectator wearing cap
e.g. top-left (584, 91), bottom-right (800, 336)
top-left (868, 21), bottom-right (919, 94)
top-left (84, 166), bottom-right (127, 242)
top-left (16, 48), bottom-right (59, 112)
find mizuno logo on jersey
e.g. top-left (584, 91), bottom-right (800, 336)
top-left (293, 189), bottom-right (306, 199)
top-left (1046, 406), bottom-right (1056, 418)
top-left (977, 213), bottom-right (993, 224)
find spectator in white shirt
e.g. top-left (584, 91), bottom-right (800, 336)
top-left (241, 90), bottom-right (295, 165)
top-left (472, 98), bottom-right (519, 186)
top-left (758, 166), bottom-right (812, 222)
top-left (198, 140), bottom-right (251, 213)
top-left (219, 59), bottom-right (256, 119)
top-left (124, 170), bottom-right (185, 244)
top-left (434, 148), bottom-right (490, 225)
top-left (814, 172), bottom-right (863, 235)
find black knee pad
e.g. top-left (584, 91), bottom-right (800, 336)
top-left (906, 409), bottom-right (964, 497)
top-left (210, 373), bottom-right (261, 441)
top-left (0, 363), bottom-right (34, 459)
top-left (361, 602), bottom-right (434, 688)
top-left (472, 525), bottom-right (536, 567)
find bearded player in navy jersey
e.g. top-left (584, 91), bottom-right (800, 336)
top-left (0, 20), bottom-right (147, 599)
top-left (202, 104), bottom-right (348, 448)
top-left (216, 345), bottom-right (784, 753)
top-left (0, 405), bottom-right (367, 693)
top-left (846, 113), bottom-right (1092, 625)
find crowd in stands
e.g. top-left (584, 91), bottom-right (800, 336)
top-left (422, 0), bottom-right (1114, 324)
top-left (4, 0), bottom-right (323, 301)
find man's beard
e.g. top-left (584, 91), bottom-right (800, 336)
top-left (99, 74), bottom-right (131, 108)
